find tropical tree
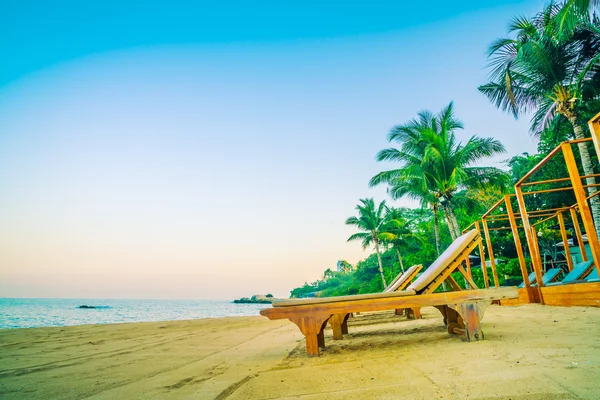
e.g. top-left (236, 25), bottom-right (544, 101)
top-left (345, 198), bottom-right (394, 287)
top-left (337, 260), bottom-right (354, 273)
top-left (479, 1), bottom-right (600, 232)
top-left (370, 102), bottom-right (508, 240)
top-left (382, 207), bottom-right (421, 273)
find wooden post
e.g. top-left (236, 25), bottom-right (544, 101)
top-left (562, 142), bottom-right (600, 277)
top-left (530, 225), bottom-right (545, 287)
top-left (474, 221), bottom-right (490, 288)
top-left (465, 253), bottom-right (472, 279)
top-left (481, 218), bottom-right (500, 287)
top-left (557, 212), bottom-right (574, 271)
top-left (587, 111), bottom-right (600, 162)
top-left (515, 185), bottom-right (545, 304)
top-left (570, 207), bottom-right (588, 261)
top-left (505, 195), bottom-right (531, 302)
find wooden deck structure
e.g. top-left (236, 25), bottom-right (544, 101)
top-left (467, 111), bottom-right (600, 307)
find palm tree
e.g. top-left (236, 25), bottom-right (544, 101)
top-left (346, 198), bottom-right (394, 287)
top-left (370, 102), bottom-right (508, 240)
top-left (372, 162), bottom-right (443, 255)
top-left (479, 2), bottom-right (600, 232)
top-left (382, 207), bottom-right (421, 273)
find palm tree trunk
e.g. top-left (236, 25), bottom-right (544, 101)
top-left (395, 247), bottom-right (405, 273)
top-left (569, 117), bottom-right (600, 239)
top-left (447, 202), bottom-right (462, 238)
top-left (375, 243), bottom-right (388, 288)
top-left (432, 204), bottom-right (441, 256)
top-left (442, 203), bottom-right (458, 240)
top-left (447, 200), bottom-right (471, 287)
top-left (439, 204), bottom-right (452, 292)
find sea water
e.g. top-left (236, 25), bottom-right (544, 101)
top-left (0, 298), bottom-right (270, 329)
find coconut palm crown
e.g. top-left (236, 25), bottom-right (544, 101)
top-left (382, 207), bottom-right (422, 273)
top-left (345, 198), bottom-right (395, 287)
top-left (478, 1), bottom-right (600, 233)
top-left (370, 102), bottom-right (508, 239)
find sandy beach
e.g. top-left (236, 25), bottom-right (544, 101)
top-left (1, 304), bottom-right (599, 399)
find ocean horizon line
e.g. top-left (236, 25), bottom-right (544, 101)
top-left (0, 298), bottom-right (270, 330)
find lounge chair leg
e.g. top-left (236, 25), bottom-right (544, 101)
top-left (317, 330), bottom-right (325, 348)
top-left (448, 301), bottom-right (489, 342)
top-left (330, 313), bottom-right (350, 339)
top-left (305, 333), bottom-right (320, 356)
top-left (341, 314), bottom-right (349, 334)
top-left (330, 314), bottom-right (343, 340)
top-left (435, 305), bottom-right (462, 329)
top-left (289, 316), bottom-right (330, 357)
top-left (406, 307), bottom-right (422, 319)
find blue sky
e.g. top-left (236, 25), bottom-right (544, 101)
top-left (0, 1), bottom-right (542, 299)
top-left (3, 0), bottom-right (531, 86)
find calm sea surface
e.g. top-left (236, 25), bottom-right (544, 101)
top-left (0, 298), bottom-right (270, 329)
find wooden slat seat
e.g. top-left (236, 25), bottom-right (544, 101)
top-left (275, 265), bottom-right (423, 308)
top-left (272, 289), bottom-right (417, 307)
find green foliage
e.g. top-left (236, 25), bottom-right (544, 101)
top-left (500, 258), bottom-right (525, 277)
top-left (479, 2), bottom-right (600, 135)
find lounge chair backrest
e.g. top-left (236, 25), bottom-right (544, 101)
top-left (587, 268), bottom-right (599, 282)
top-left (384, 266), bottom-right (410, 292)
top-left (542, 268), bottom-right (563, 285)
top-left (562, 260), bottom-right (594, 283)
top-left (384, 265), bottom-right (422, 293)
top-left (518, 271), bottom-right (537, 288)
top-left (407, 230), bottom-right (479, 293)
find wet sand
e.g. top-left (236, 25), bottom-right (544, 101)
top-left (1, 304), bottom-right (599, 399)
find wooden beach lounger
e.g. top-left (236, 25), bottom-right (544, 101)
top-left (383, 264), bottom-right (422, 293)
top-left (530, 268), bottom-right (564, 287)
top-left (384, 264), bottom-right (423, 318)
top-left (260, 230), bottom-right (519, 357)
top-left (546, 261), bottom-right (595, 286)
